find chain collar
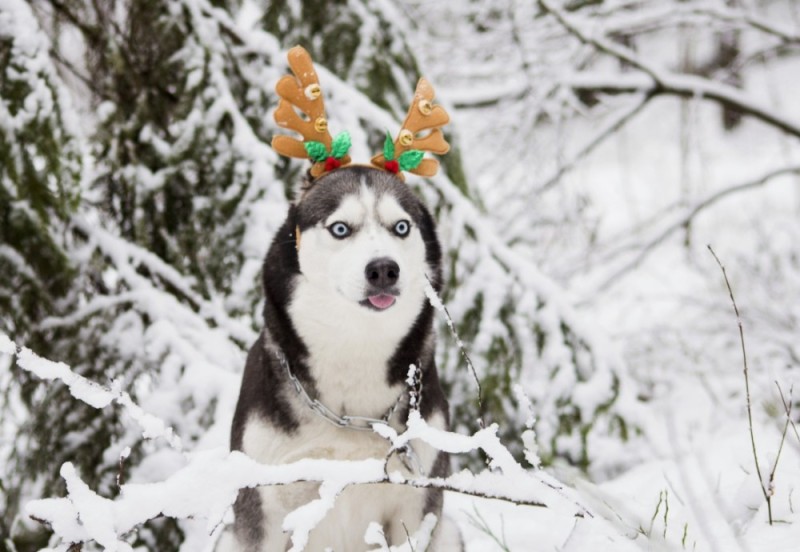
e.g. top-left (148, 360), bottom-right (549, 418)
top-left (273, 348), bottom-right (425, 475)
top-left (275, 349), bottom-right (403, 431)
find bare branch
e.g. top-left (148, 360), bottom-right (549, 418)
top-left (595, 165), bottom-right (800, 291)
top-left (539, 0), bottom-right (800, 139)
top-left (776, 382), bottom-right (800, 447)
top-left (533, 92), bottom-right (654, 194)
top-left (768, 383), bottom-right (793, 504)
top-left (425, 279), bottom-right (485, 426)
top-left (707, 245), bottom-right (772, 524)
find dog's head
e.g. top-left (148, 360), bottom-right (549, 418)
top-left (287, 166), bottom-right (440, 331)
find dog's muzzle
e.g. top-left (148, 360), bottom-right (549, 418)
top-left (363, 257), bottom-right (399, 310)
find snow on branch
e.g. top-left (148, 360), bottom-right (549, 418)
top-left (539, 0), bottom-right (800, 139)
top-left (533, 92), bottom-right (653, 194)
top-left (601, 3), bottom-right (800, 44)
top-left (3, 333), bottom-right (592, 551)
top-left (3, 333), bottom-right (182, 449)
top-left (68, 218), bottom-right (257, 347)
top-left (592, 164), bottom-right (800, 291)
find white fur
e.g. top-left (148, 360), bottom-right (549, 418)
top-left (226, 185), bottom-right (446, 551)
top-left (240, 411), bottom-right (445, 551)
top-left (289, 184), bottom-right (429, 417)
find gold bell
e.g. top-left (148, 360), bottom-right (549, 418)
top-left (418, 99), bottom-right (433, 115)
top-left (399, 129), bottom-right (414, 147)
top-left (314, 117), bottom-right (328, 133)
top-left (305, 83), bottom-right (321, 100)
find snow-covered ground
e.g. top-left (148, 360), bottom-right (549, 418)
top-left (413, 1), bottom-right (800, 549)
top-left (449, 379), bottom-right (800, 551)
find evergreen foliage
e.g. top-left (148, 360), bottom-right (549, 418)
top-left (0, 0), bottom-right (80, 347)
top-left (0, 0), bottom-right (638, 548)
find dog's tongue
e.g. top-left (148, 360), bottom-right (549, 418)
top-left (368, 294), bottom-right (396, 310)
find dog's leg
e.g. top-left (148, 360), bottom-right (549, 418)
top-left (428, 515), bottom-right (465, 552)
top-left (384, 486), bottom-right (429, 548)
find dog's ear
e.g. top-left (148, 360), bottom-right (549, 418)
top-left (294, 169), bottom-right (316, 202)
top-left (261, 205), bottom-right (301, 314)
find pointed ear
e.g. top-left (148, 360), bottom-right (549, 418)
top-left (262, 204), bottom-right (301, 307)
top-left (294, 169), bottom-right (317, 201)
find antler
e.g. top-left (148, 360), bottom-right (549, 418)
top-left (272, 46), bottom-right (351, 178)
top-left (371, 78), bottom-right (450, 179)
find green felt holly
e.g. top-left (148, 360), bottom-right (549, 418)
top-left (383, 131), bottom-right (424, 174)
top-left (304, 131), bottom-right (352, 165)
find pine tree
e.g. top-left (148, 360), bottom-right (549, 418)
top-left (1, 0), bottom-right (638, 548)
top-left (3, 0), bottom-right (279, 547)
top-left (0, 1), bottom-right (83, 545)
top-left (0, 0), bottom-right (81, 349)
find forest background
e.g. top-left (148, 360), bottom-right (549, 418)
top-left (1, 0), bottom-right (799, 550)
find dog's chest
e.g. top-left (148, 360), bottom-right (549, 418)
top-left (288, 284), bottom-right (411, 417)
top-left (304, 345), bottom-right (403, 418)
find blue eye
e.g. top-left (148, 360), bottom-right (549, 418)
top-left (393, 220), bottom-right (410, 237)
top-left (329, 222), bottom-right (351, 239)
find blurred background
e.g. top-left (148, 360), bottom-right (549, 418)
top-left (1, 0), bottom-right (799, 550)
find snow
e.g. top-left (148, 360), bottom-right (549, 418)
top-left (0, 332), bottom-right (15, 355)
top-left (12, 341), bottom-right (597, 548)
top-left (16, 347), bottom-right (116, 409)
top-left (4, 0), bottom-right (800, 550)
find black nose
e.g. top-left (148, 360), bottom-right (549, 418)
top-left (365, 258), bottom-right (400, 289)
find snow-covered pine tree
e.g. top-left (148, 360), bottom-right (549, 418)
top-left (264, 0), bottom-right (639, 472)
top-left (0, 0), bottom-right (84, 544)
top-left (3, 0), bottom-right (278, 547)
top-left (0, 0), bottom-right (81, 350)
top-left (2, 0), bottom-right (639, 548)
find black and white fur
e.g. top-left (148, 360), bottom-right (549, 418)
top-left (218, 166), bottom-right (457, 551)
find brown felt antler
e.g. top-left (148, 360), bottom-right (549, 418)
top-left (371, 78), bottom-right (450, 179)
top-left (272, 46), bottom-right (351, 178)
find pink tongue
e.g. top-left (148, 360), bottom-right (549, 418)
top-left (368, 294), bottom-right (396, 309)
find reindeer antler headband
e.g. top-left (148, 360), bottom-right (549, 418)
top-left (272, 46), bottom-right (450, 181)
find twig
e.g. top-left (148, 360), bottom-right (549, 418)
top-left (401, 522), bottom-right (416, 552)
top-left (424, 278), bottom-right (485, 427)
top-left (707, 245), bottom-right (772, 524)
top-left (775, 382), bottom-right (799, 446)
top-left (116, 446), bottom-right (131, 488)
top-left (465, 504), bottom-right (511, 552)
top-left (768, 383), bottom-right (793, 504)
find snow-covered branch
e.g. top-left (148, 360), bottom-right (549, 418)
top-left (533, 92), bottom-right (653, 194)
top-left (4, 334), bottom-right (182, 449)
top-left (67, 218), bottom-right (257, 347)
top-left (540, 0), bottom-right (800, 139)
top-left (2, 332), bottom-right (591, 551)
top-left (592, 164), bottom-right (800, 291)
top-left (598, 3), bottom-right (800, 43)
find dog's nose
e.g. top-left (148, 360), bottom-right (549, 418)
top-left (365, 258), bottom-right (400, 289)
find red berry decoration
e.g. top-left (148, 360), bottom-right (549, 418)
top-left (325, 156), bottom-right (342, 171)
top-left (385, 160), bottom-right (399, 173)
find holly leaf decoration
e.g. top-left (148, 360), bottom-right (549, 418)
top-left (330, 131), bottom-right (352, 159)
top-left (304, 141), bottom-right (329, 163)
top-left (398, 150), bottom-right (424, 172)
top-left (383, 131), bottom-right (395, 161)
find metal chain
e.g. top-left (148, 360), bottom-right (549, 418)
top-left (273, 348), bottom-right (425, 475)
top-left (275, 349), bottom-right (402, 431)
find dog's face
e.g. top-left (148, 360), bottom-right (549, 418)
top-left (288, 167), bottom-right (440, 344)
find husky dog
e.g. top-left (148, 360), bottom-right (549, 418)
top-left (219, 166), bottom-right (456, 551)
